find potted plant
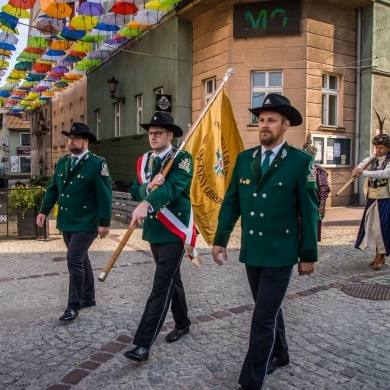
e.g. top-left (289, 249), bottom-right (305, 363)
top-left (8, 184), bottom-right (45, 238)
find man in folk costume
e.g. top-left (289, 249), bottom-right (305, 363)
top-left (123, 112), bottom-right (195, 363)
top-left (352, 119), bottom-right (390, 270)
top-left (212, 94), bottom-right (318, 390)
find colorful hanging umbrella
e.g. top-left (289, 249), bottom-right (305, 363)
top-left (52, 65), bottom-right (68, 73)
top-left (68, 50), bottom-right (87, 57)
top-left (161, 0), bottom-right (182, 6)
top-left (110, 1), bottom-right (138, 15)
top-left (101, 12), bottom-right (126, 26)
top-left (9, 0), bottom-right (37, 10)
top-left (36, 17), bottom-right (65, 34)
top-left (107, 36), bottom-right (128, 46)
top-left (48, 72), bottom-right (63, 78)
top-left (14, 61), bottom-right (33, 71)
top-left (78, 58), bottom-right (101, 67)
top-left (81, 32), bottom-right (106, 43)
top-left (72, 41), bottom-right (92, 52)
top-left (117, 26), bottom-right (141, 38)
top-left (0, 90), bottom-right (11, 97)
top-left (46, 49), bottom-right (66, 57)
top-left (59, 27), bottom-right (86, 41)
top-left (26, 73), bottom-right (46, 81)
top-left (135, 10), bottom-right (162, 25)
top-left (0, 12), bottom-right (19, 29)
top-left (0, 42), bottom-right (16, 51)
top-left (87, 49), bottom-right (111, 61)
top-left (50, 39), bottom-right (71, 50)
top-left (54, 81), bottom-right (68, 88)
top-left (27, 36), bottom-right (47, 48)
top-left (0, 59), bottom-right (10, 68)
top-left (94, 22), bottom-right (120, 32)
top-left (70, 15), bottom-right (99, 31)
top-left (63, 73), bottom-right (83, 81)
top-left (0, 31), bottom-right (18, 45)
top-left (1, 4), bottom-right (30, 19)
top-left (126, 20), bottom-right (150, 29)
top-left (33, 63), bottom-right (51, 73)
top-left (43, 1), bottom-right (73, 18)
top-left (0, 23), bottom-right (18, 34)
top-left (74, 63), bottom-right (92, 71)
top-left (78, 2), bottom-right (105, 17)
top-left (145, 0), bottom-right (173, 11)
top-left (0, 49), bottom-right (12, 56)
top-left (23, 47), bottom-right (45, 54)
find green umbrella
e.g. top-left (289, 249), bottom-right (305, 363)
top-left (14, 61), bottom-right (33, 71)
top-left (26, 36), bottom-right (47, 49)
top-left (81, 33), bottom-right (105, 43)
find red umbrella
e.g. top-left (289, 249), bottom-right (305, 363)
top-left (23, 47), bottom-right (45, 54)
top-left (32, 63), bottom-right (52, 73)
top-left (8, 0), bottom-right (37, 10)
top-left (110, 1), bottom-right (138, 15)
top-left (68, 50), bottom-right (87, 57)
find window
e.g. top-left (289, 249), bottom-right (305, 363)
top-left (114, 102), bottom-right (120, 137)
top-left (322, 74), bottom-right (339, 126)
top-left (136, 95), bottom-right (143, 134)
top-left (20, 133), bottom-right (30, 146)
top-left (312, 135), bottom-right (351, 167)
top-left (204, 78), bottom-right (216, 104)
top-left (250, 71), bottom-right (283, 124)
top-left (60, 122), bottom-right (65, 147)
top-left (96, 109), bottom-right (100, 140)
top-left (20, 156), bottom-right (31, 173)
top-left (53, 125), bottom-right (57, 147)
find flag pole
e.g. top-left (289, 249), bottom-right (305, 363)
top-left (98, 68), bottom-right (235, 282)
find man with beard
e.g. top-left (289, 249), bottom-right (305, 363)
top-left (212, 94), bottom-right (318, 389)
top-left (36, 123), bottom-right (112, 321)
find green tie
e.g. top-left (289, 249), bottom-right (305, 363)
top-left (70, 156), bottom-right (78, 170)
top-left (261, 150), bottom-right (273, 175)
top-left (153, 156), bottom-right (161, 171)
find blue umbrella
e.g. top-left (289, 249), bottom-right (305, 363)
top-left (59, 27), bottom-right (86, 41)
top-left (0, 12), bottom-right (18, 30)
top-left (95, 22), bottom-right (120, 32)
top-left (0, 90), bottom-right (11, 97)
top-left (46, 49), bottom-right (66, 56)
top-left (0, 42), bottom-right (16, 51)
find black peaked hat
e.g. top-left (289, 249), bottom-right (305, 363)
top-left (249, 93), bottom-right (303, 126)
top-left (141, 111), bottom-right (183, 137)
top-left (61, 122), bottom-right (97, 143)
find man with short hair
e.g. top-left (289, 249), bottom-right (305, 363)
top-left (212, 94), bottom-right (318, 389)
top-left (352, 133), bottom-right (390, 270)
top-left (36, 123), bottom-right (112, 321)
top-left (123, 111), bottom-right (193, 363)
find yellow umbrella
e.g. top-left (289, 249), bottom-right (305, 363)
top-left (1, 4), bottom-right (30, 19)
top-left (0, 24), bottom-right (19, 34)
top-left (0, 59), bottom-right (9, 68)
top-left (50, 40), bottom-right (71, 50)
top-left (26, 92), bottom-right (40, 100)
top-left (43, 1), bottom-right (73, 18)
top-left (145, 1), bottom-right (173, 11)
top-left (72, 41), bottom-right (92, 53)
top-left (63, 73), bottom-right (83, 81)
top-left (70, 15), bottom-right (98, 31)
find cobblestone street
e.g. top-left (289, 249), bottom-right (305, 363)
top-left (1, 207), bottom-right (389, 390)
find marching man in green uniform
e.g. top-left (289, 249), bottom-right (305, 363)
top-left (212, 94), bottom-right (318, 390)
top-left (123, 112), bottom-right (195, 363)
top-left (36, 123), bottom-right (112, 321)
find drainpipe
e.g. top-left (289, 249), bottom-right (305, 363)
top-left (353, 7), bottom-right (362, 203)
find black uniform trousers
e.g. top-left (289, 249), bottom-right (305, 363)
top-left (133, 240), bottom-right (191, 349)
top-left (63, 231), bottom-right (98, 310)
top-left (239, 265), bottom-right (293, 390)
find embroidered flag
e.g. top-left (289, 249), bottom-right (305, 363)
top-left (184, 88), bottom-right (244, 245)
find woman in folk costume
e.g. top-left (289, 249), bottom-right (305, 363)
top-left (352, 111), bottom-right (390, 270)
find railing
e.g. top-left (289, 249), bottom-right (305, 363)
top-left (111, 191), bottom-right (139, 224)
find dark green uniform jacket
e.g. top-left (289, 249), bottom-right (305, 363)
top-left (130, 150), bottom-right (193, 244)
top-left (40, 152), bottom-right (112, 231)
top-left (214, 142), bottom-right (318, 267)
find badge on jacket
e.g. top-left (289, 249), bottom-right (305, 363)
top-left (179, 157), bottom-right (191, 172)
top-left (101, 162), bottom-right (109, 176)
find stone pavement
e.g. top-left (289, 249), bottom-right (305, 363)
top-left (1, 207), bottom-right (390, 390)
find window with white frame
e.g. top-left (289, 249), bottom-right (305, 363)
top-left (20, 133), bottom-right (30, 146)
top-left (155, 87), bottom-right (163, 95)
top-left (322, 74), bottom-right (339, 126)
top-left (204, 78), bottom-right (216, 104)
top-left (312, 134), bottom-right (351, 167)
top-left (250, 71), bottom-right (283, 124)
top-left (96, 109), bottom-right (100, 140)
top-left (136, 95), bottom-right (143, 134)
top-left (114, 102), bottom-right (120, 137)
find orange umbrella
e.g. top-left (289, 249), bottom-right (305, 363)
top-left (23, 47), bottom-right (45, 54)
top-left (68, 50), bottom-right (87, 57)
top-left (32, 63), bottom-right (52, 73)
top-left (50, 40), bottom-right (71, 50)
top-left (43, 1), bottom-right (73, 18)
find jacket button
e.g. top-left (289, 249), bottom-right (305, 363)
top-left (279, 182), bottom-right (282, 185)
top-left (253, 193), bottom-right (257, 197)
top-left (262, 194), bottom-right (267, 198)
top-left (61, 194), bottom-right (64, 197)
top-left (249, 230), bottom-right (253, 234)
top-left (250, 212), bottom-right (254, 216)
top-left (67, 195), bottom-right (69, 197)
top-left (84, 206), bottom-right (87, 209)
top-left (70, 181), bottom-right (73, 184)
top-left (286, 229), bottom-right (289, 233)
top-left (259, 232), bottom-right (263, 236)
top-left (260, 213), bottom-right (264, 217)
top-left (178, 212), bottom-right (181, 216)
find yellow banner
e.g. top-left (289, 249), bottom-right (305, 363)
top-left (185, 88), bottom-right (244, 245)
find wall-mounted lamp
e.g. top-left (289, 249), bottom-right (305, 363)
top-left (107, 76), bottom-right (125, 105)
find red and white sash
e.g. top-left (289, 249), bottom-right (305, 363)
top-left (137, 152), bottom-right (201, 267)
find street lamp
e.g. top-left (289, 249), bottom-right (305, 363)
top-left (107, 76), bottom-right (125, 105)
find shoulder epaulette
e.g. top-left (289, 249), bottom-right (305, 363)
top-left (92, 153), bottom-right (106, 161)
top-left (291, 145), bottom-right (312, 157)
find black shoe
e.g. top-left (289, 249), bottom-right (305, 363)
top-left (267, 352), bottom-right (290, 374)
top-left (81, 299), bottom-right (96, 309)
top-left (123, 346), bottom-right (149, 362)
top-left (165, 326), bottom-right (190, 343)
top-left (59, 308), bottom-right (79, 321)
